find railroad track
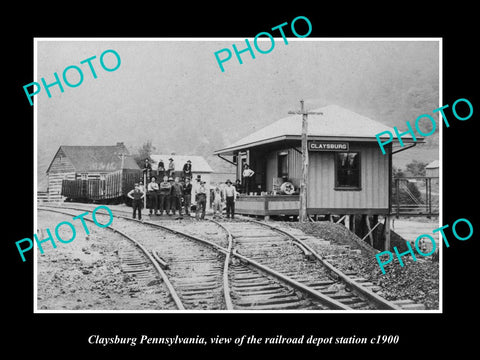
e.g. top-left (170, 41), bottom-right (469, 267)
top-left (88, 211), bottom-right (348, 310)
top-left (38, 204), bottom-right (405, 310)
top-left (215, 219), bottom-right (401, 310)
top-left (37, 208), bottom-right (178, 310)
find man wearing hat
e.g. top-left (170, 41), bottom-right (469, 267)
top-left (147, 176), bottom-right (159, 215)
top-left (158, 175), bottom-right (172, 215)
top-left (182, 160), bottom-right (192, 180)
top-left (167, 176), bottom-right (176, 216)
top-left (170, 177), bottom-right (184, 218)
top-left (168, 158), bottom-right (175, 178)
top-left (223, 179), bottom-right (237, 219)
top-left (157, 159), bottom-right (165, 179)
top-left (182, 177), bottom-right (192, 216)
top-left (194, 180), bottom-right (207, 220)
top-left (127, 183), bottom-right (145, 220)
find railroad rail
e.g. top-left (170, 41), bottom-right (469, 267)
top-left (37, 204), bottom-right (408, 310)
top-left (210, 219), bottom-right (401, 310)
top-left (37, 207), bottom-right (179, 310)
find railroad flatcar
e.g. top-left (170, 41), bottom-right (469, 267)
top-left (61, 168), bottom-right (143, 204)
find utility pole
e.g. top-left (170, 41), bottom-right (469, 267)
top-left (288, 100), bottom-right (323, 222)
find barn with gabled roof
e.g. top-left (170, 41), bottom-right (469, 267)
top-left (45, 142), bottom-right (139, 201)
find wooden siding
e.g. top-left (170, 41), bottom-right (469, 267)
top-left (265, 151), bottom-right (277, 192)
top-left (47, 172), bottom-right (75, 201)
top-left (265, 148), bottom-right (302, 191)
top-left (48, 148), bottom-right (76, 174)
top-left (236, 195), bottom-right (300, 216)
top-left (46, 148), bottom-right (76, 201)
top-left (263, 142), bottom-right (389, 211)
top-left (426, 168), bottom-right (439, 178)
top-left (308, 143), bottom-right (389, 210)
top-left (75, 173), bottom-right (106, 180)
top-left (287, 148), bottom-right (302, 188)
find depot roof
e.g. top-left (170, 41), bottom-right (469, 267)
top-left (214, 104), bottom-right (421, 155)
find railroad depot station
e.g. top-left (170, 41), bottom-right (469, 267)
top-left (216, 104), bottom-right (417, 215)
top-left (42, 104), bottom-right (438, 252)
top-left (37, 104), bottom-right (439, 312)
top-left (215, 104), bottom-right (433, 249)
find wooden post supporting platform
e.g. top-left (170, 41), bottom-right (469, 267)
top-left (365, 215), bottom-right (374, 245)
top-left (384, 215), bottom-right (391, 251)
top-left (143, 172), bottom-right (147, 210)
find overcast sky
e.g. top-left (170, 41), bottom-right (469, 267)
top-left (36, 38), bottom-right (440, 177)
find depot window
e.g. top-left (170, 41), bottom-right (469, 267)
top-left (335, 152), bottom-right (361, 189)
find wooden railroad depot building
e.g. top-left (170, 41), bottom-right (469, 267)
top-left (214, 104), bottom-right (420, 222)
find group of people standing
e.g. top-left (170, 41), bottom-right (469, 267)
top-left (211, 179), bottom-right (237, 219)
top-left (128, 176), bottom-right (239, 221)
top-left (128, 174), bottom-right (207, 220)
top-left (142, 158), bottom-right (192, 180)
top-left (128, 158), bottom-right (251, 221)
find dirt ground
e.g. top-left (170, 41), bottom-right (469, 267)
top-left (286, 220), bottom-right (440, 310)
top-left (36, 210), bottom-right (172, 311)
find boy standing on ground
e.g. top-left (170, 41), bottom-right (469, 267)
top-left (212, 184), bottom-right (223, 219)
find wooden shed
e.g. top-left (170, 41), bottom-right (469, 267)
top-left (425, 160), bottom-right (439, 178)
top-left (214, 104), bottom-right (420, 219)
top-left (45, 142), bottom-right (139, 202)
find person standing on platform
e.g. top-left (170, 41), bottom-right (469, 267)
top-left (182, 160), bottom-right (192, 180)
top-left (212, 184), bottom-right (223, 219)
top-left (147, 176), bottom-right (159, 216)
top-left (138, 181), bottom-right (145, 208)
top-left (195, 181), bottom-right (207, 220)
top-left (168, 158), bottom-right (175, 177)
top-left (143, 159), bottom-right (152, 179)
top-left (171, 177), bottom-right (184, 218)
top-left (242, 163), bottom-right (255, 194)
top-left (158, 175), bottom-right (171, 216)
top-left (157, 159), bottom-right (165, 179)
top-left (223, 179), bottom-right (237, 219)
top-left (127, 183), bottom-right (145, 220)
top-left (182, 177), bottom-right (192, 216)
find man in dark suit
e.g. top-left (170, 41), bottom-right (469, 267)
top-left (143, 159), bottom-right (152, 179)
top-left (182, 160), bottom-right (192, 180)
